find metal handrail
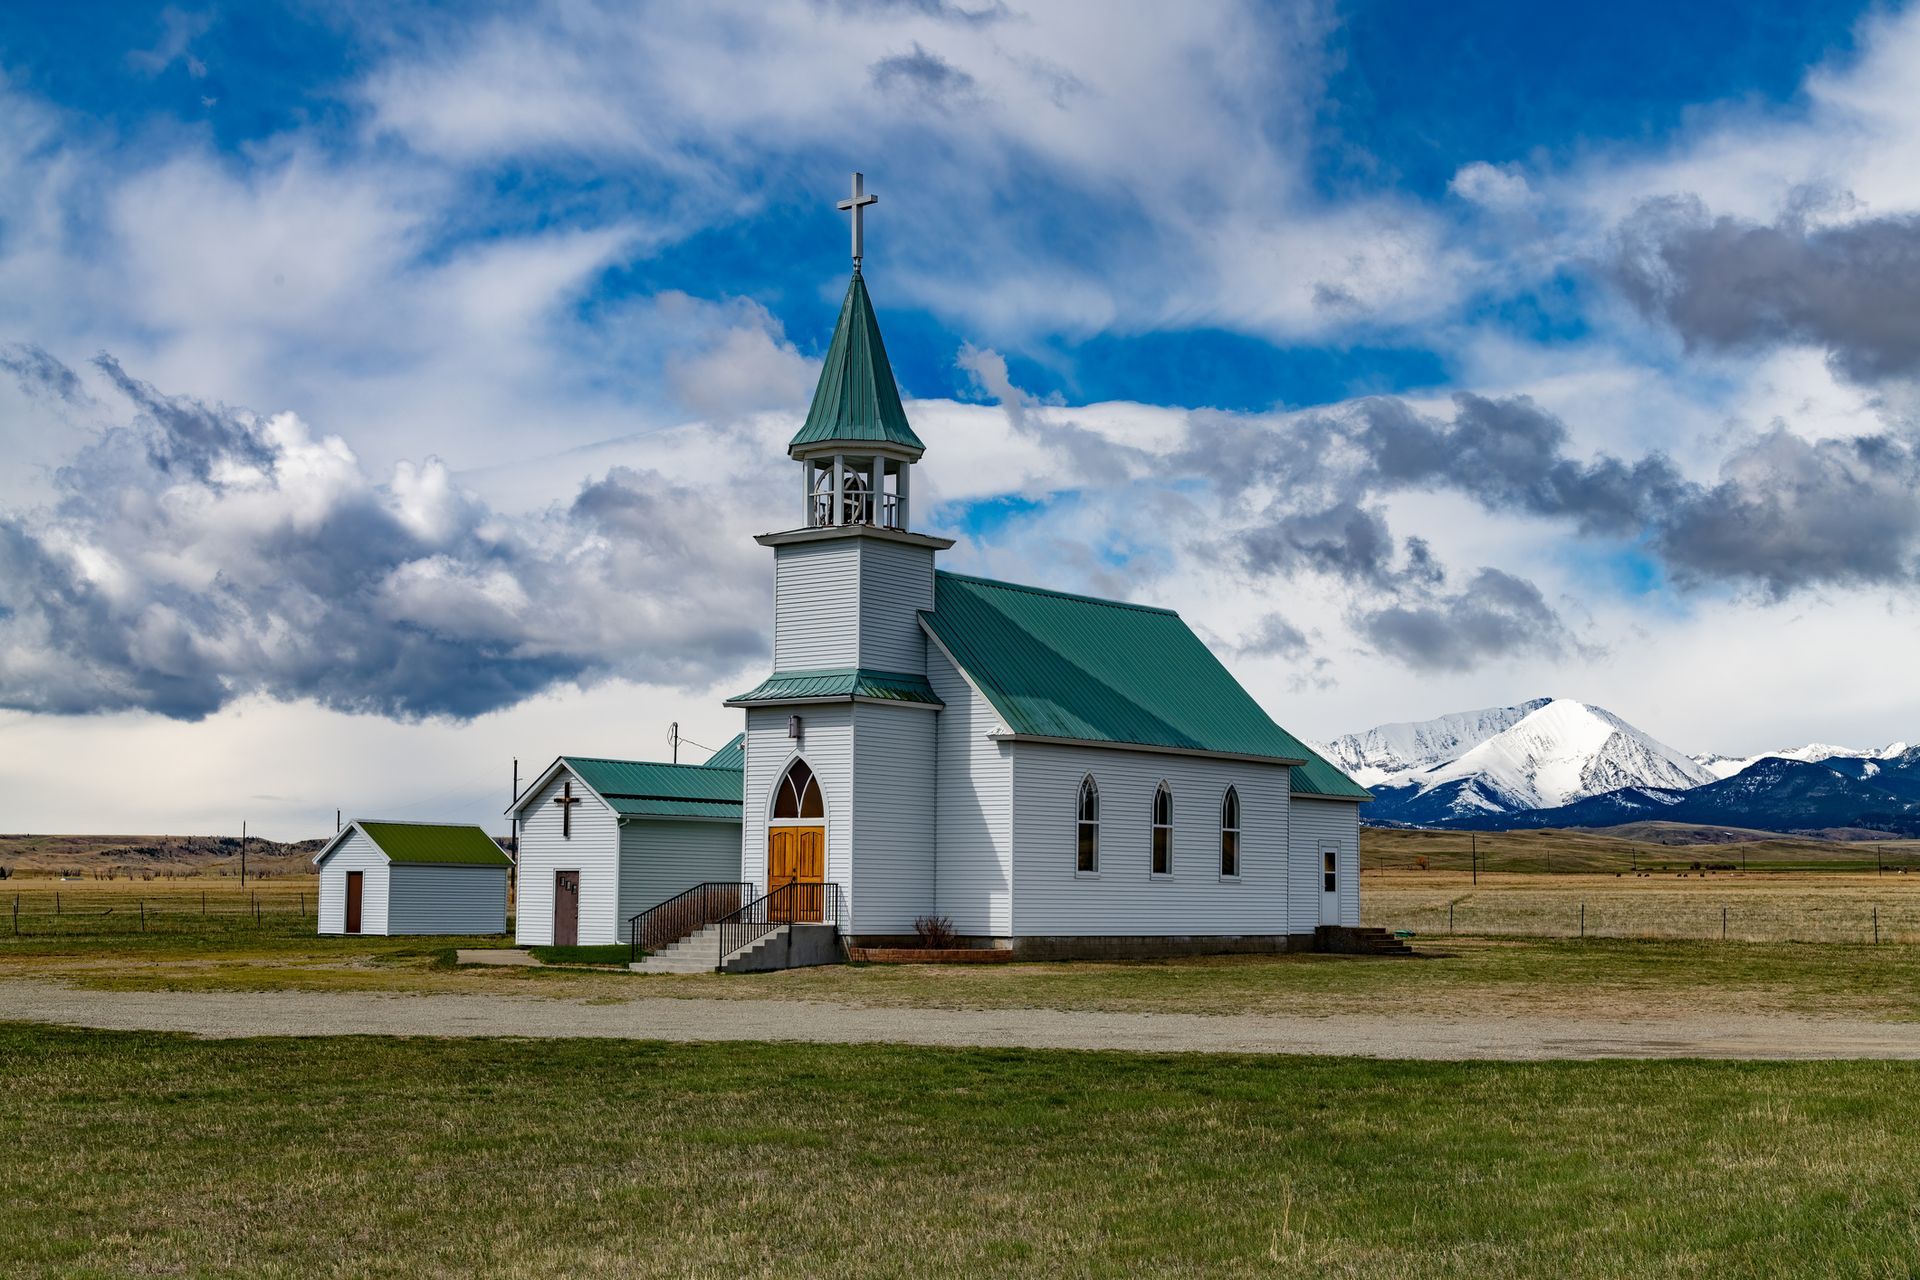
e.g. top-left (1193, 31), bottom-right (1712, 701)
top-left (718, 882), bottom-right (843, 965)
top-left (627, 881), bottom-right (755, 962)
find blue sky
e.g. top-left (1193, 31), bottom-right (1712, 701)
top-left (2, 0), bottom-right (1918, 834)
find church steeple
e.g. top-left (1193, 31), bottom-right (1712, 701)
top-left (788, 173), bottom-right (924, 532)
top-left (788, 271), bottom-right (926, 458)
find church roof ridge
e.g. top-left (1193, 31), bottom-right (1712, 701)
top-left (788, 271), bottom-right (926, 456)
top-left (559, 752), bottom-right (742, 774)
top-left (932, 569), bottom-right (1180, 618)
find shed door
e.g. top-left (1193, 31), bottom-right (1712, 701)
top-left (1319, 842), bottom-right (1340, 926)
top-left (554, 870), bottom-right (579, 947)
top-left (345, 871), bottom-right (363, 935)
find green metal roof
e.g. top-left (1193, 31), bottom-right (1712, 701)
top-left (702, 733), bottom-right (745, 770)
top-left (921, 572), bottom-right (1372, 800)
top-left (561, 756), bottom-right (745, 821)
top-left (356, 821), bottom-right (513, 866)
top-left (726, 667), bottom-right (943, 708)
top-left (788, 272), bottom-right (926, 456)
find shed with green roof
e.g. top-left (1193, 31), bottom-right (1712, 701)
top-left (314, 820), bottom-right (510, 937)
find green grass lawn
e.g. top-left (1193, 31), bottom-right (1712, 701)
top-left (13, 918), bottom-right (1920, 1023)
top-left (2, 1024), bottom-right (1917, 1278)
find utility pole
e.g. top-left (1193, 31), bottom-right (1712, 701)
top-left (336, 809), bottom-right (341, 834)
top-left (511, 758), bottom-right (520, 853)
top-left (669, 721), bottom-right (681, 765)
top-left (240, 820), bottom-right (247, 887)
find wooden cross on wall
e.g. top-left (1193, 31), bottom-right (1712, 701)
top-left (554, 779), bottom-right (581, 839)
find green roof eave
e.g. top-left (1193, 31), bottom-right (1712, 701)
top-left (788, 272), bottom-right (925, 457)
top-left (725, 666), bottom-right (944, 709)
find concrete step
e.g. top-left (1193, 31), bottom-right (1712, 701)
top-left (630, 924), bottom-right (724, 974)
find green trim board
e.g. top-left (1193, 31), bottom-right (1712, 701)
top-left (726, 667), bottom-right (944, 708)
top-left (352, 821), bottom-right (512, 867)
top-left (787, 272), bottom-right (925, 456)
top-left (921, 571), bottom-right (1372, 800)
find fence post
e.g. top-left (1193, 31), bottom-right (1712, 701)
top-left (1580, 902), bottom-right (1585, 938)
top-left (1874, 906), bottom-right (1879, 945)
top-left (55, 892), bottom-right (60, 916)
top-left (1449, 901), bottom-right (1454, 934)
top-left (140, 900), bottom-right (146, 932)
top-left (1722, 905), bottom-right (1727, 941)
top-left (11, 894), bottom-right (16, 936)
top-left (201, 891), bottom-right (206, 917)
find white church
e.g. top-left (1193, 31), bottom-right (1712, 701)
top-left (509, 178), bottom-right (1373, 966)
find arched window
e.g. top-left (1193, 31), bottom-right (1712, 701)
top-left (1151, 782), bottom-right (1173, 875)
top-left (1075, 776), bottom-right (1100, 873)
top-left (772, 759), bottom-right (825, 820)
top-left (1219, 787), bottom-right (1241, 878)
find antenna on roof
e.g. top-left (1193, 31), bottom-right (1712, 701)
top-left (668, 721), bottom-right (680, 765)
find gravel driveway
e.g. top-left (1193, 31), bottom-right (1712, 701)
top-left (5, 979), bottom-right (1920, 1059)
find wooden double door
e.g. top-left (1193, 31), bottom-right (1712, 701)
top-left (766, 826), bottom-right (825, 922)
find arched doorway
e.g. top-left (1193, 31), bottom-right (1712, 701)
top-left (768, 758), bottom-right (826, 921)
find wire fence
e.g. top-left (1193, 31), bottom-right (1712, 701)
top-left (6, 889), bottom-right (311, 938)
top-left (1366, 890), bottom-right (1920, 944)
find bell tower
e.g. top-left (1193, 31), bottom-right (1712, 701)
top-left (728, 172), bottom-right (951, 944)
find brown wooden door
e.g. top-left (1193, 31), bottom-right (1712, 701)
top-left (344, 871), bottom-right (363, 935)
top-left (767, 827), bottom-right (824, 922)
top-left (554, 870), bottom-right (579, 947)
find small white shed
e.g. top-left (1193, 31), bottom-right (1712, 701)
top-left (313, 820), bottom-right (512, 936)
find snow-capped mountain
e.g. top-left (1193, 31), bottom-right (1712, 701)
top-left (1692, 742), bottom-right (1912, 782)
top-left (1330, 697), bottom-right (1915, 834)
top-left (1316, 697), bottom-right (1551, 786)
top-left (1413, 700), bottom-right (1715, 810)
top-left (1334, 698), bottom-right (1715, 823)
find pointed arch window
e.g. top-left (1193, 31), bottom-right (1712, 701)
top-left (1151, 782), bottom-right (1174, 876)
top-left (1220, 787), bottom-right (1241, 878)
top-left (772, 759), bottom-right (825, 820)
top-left (1075, 776), bottom-right (1100, 873)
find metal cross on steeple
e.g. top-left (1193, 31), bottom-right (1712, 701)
top-left (836, 171), bottom-right (878, 271)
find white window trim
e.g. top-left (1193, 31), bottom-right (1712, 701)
top-left (1218, 785), bottom-right (1242, 881)
top-left (1075, 774), bottom-right (1101, 877)
top-left (1149, 781), bottom-right (1174, 879)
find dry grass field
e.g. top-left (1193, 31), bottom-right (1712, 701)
top-left (1360, 869), bottom-right (1920, 943)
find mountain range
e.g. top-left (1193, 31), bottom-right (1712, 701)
top-left (1318, 698), bottom-right (1919, 836)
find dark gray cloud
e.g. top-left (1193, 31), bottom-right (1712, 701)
top-left (1612, 195), bottom-right (1920, 383)
top-left (1353, 568), bottom-right (1582, 674)
top-left (1655, 426), bottom-right (1920, 596)
top-left (870, 42), bottom-right (978, 105)
top-left (1185, 390), bottom-right (1920, 599)
top-left (0, 360), bottom-right (766, 721)
top-left (0, 344), bottom-right (88, 404)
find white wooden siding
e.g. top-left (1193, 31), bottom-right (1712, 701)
top-left (1290, 797), bottom-right (1361, 929)
top-left (928, 645), bottom-right (1013, 934)
top-left (855, 539), bottom-right (934, 672)
top-left (742, 705), bottom-right (854, 913)
top-left (1008, 743), bottom-right (1291, 937)
top-left (617, 820), bottom-right (746, 924)
top-left (513, 767), bottom-right (620, 946)
top-left (772, 536), bottom-right (935, 675)
top-left (317, 829), bottom-right (390, 935)
top-left (387, 864), bottom-right (508, 935)
top-left (849, 702), bottom-right (937, 934)
top-left (773, 540), bottom-right (860, 669)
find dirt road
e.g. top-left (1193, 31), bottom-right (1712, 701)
top-left (4, 979), bottom-right (1919, 1059)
